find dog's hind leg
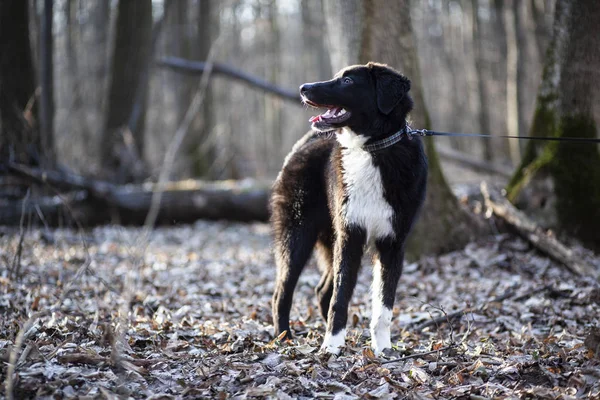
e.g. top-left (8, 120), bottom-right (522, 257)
top-left (370, 239), bottom-right (405, 354)
top-left (272, 223), bottom-right (319, 340)
top-left (315, 232), bottom-right (334, 321)
top-left (315, 270), bottom-right (333, 322)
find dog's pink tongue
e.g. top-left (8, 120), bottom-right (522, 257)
top-left (310, 115), bottom-right (322, 123)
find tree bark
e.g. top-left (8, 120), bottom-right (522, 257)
top-left (507, 0), bottom-right (600, 251)
top-left (471, 0), bottom-right (494, 162)
top-left (504, 0), bottom-right (521, 164)
top-left (170, 0), bottom-right (219, 178)
top-left (102, 0), bottom-right (153, 182)
top-left (301, 0), bottom-right (331, 80)
top-left (39, 0), bottom-right (55, 167)
top-left (0, 0), bottom-right (41, 166)
top-left (324, 0), bottom-right (484, 257)
top-left (514, 0), bottom-right (542, 146)
top-left (265, 0), bottom-right (283, 173)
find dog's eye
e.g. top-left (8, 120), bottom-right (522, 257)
top-left (342, 77), bottom-right (353, 84)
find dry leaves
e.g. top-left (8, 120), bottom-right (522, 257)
top-left (1, 222), bottom-right (599, 398)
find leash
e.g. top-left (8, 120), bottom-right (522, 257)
top-left (320, 125), bottom-right (600, 153)
top-left (407, 128), bottom-right (600, 144)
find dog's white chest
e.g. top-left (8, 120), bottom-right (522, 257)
top-left (338, 129), bottom-right (395, 241)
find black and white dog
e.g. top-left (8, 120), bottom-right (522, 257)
top-left (271, 62), bottom-right (428, 354)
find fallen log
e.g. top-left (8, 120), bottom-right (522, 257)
top-left (480, 181), bottom-right (596, 277)
top-left (2, 163), bottom-right (271, 226)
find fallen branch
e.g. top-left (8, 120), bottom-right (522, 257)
top-left (156, 56), bottom-right (302, 103)
top-left (481, 182), bottom-right (597, 277)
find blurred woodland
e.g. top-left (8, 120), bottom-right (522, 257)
top-left (4, 0), bottom-right (555, 177)
top-left (2, 0), bottom-right (600, 253)
top-left (2, 1), bottom-right (600, 398)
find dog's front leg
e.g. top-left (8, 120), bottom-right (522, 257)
top-left (370, 240), bottom-right (404, 354)
top-left (321, 227), bottom-right (365, 354)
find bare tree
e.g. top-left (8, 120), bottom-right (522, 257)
top-left (39, 0), bottom-right (54, 166)
top-left (324, 0), bottom-right (482, 257)
top-left (472, 0), bottom-right (494, 162)
top-left (301, 0), bottom-right (331, 80)
top-left (102, 0), bottom-right (152, 182)
top-left (172, 0), bottom-right (219, 178)
top-left (513, 0), bottom-right (542, 141)
top-left (507, 0), bottom-right (600, 251)
top-left (0, 0), bottom-right (48, 166)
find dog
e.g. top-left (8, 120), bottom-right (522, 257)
top-left (271, 62), bottom-right (428, 355)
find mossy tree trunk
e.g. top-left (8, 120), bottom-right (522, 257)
top-left (324, 0), bottom-right (483, 257)
top-left (506, 0), bottom-right (600, 251)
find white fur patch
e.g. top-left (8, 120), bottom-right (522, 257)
top-left (370, 259), bottom-right (393, 354)
top-left (321, 329), bottom-right (346, 355)
top-left (337, 128), bottom-right (395, 241)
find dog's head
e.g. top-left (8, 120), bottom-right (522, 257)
top-left (300, 62), bottom-right (413, 136)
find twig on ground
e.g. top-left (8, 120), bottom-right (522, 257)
top-left (409, 284), bottom-right (552, 331)
top-left (57, 353), bottom-right (168, 367)
top-left (10, 189), bottom-right (29, 280)
top-left (381, 344), bottom-right (459, 365)
top-left (4, 311), bottom-right (50, 400)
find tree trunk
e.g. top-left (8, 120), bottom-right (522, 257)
top-left (514, 0), bottom-right (542, 147)
top-left (39, 0), bottom-right (55, 167)
top-left (324, 0), bottom-right (483, 257)
top-left (507, 0), bottom-right (600, 251)
top-left (504, 0), bottom-right (521, 164)
top-left (530, 0), bottom-right (554, 62)
top-left (551, 0), bottom-right (600, 250)
top-left (471, 0), bottom-right (494, 162)
top-left (178, 0), bottom-right (218, 178)
top-left (301, 0), bottom-right (331, 80)
top-left (265, 0), bottom-right (283, 173)
top-left (0, 0), bottom-right (42, 166)
top-left (102, 0), bottom-right (152, 182)
top-left (166, 0), bottom-right (193, 177)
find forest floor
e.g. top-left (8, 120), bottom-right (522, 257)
top-left (1, 166), bottom-right (600, 399)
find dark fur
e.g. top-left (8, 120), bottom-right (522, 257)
top-left (271, 63), bottom-right (428, 346)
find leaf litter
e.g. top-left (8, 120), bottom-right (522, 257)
top-left (1, 221), bottom-right (599, 399)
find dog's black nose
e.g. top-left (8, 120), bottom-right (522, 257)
top-left (299, 83), bottom-right (310, 95)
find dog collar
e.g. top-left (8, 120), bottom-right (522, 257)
top-left (363, 126), bottom-right (410, 152)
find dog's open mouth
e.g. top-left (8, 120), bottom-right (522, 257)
top-left (309, 106), bottom-right (349, 124)
top-left (304, 100), bottom-right (351, 127)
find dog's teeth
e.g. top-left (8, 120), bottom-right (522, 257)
top-left (339, 109), bottom-right (346, 115)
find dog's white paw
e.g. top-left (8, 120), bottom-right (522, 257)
top-left (320, 329), bottom-right (346, 355)
top-left (371, 334), bottom-right (392, 355)
top-left (370, 307), bottom-right (393, 355)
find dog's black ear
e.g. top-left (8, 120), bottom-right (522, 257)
top-left (372, 65), bottom-right (411, 115)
